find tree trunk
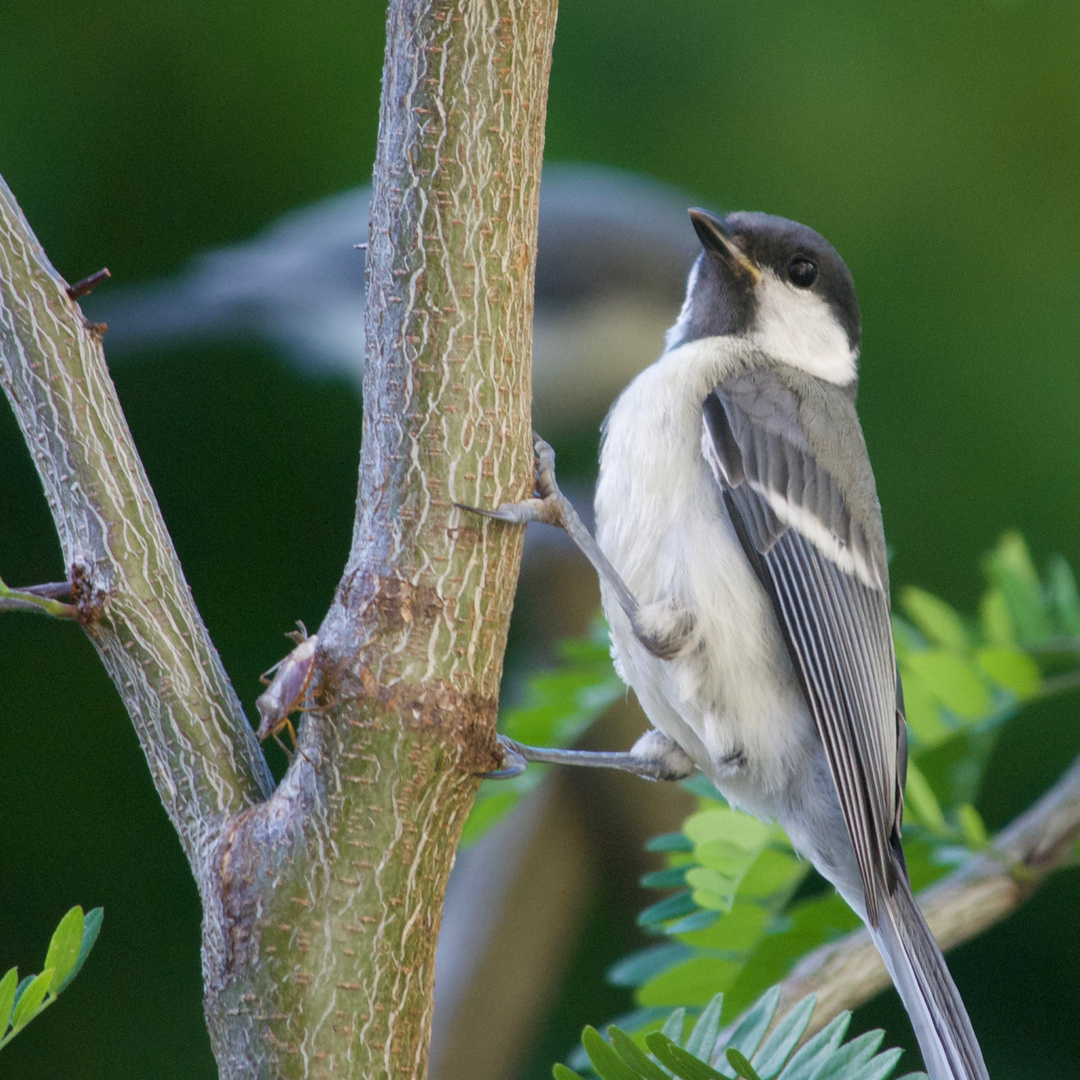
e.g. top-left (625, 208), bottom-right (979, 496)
top-left (0, 1), bottom-right (558, 1077)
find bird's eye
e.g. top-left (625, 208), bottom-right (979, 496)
top-left (788, 258), bottom-right (818, 288)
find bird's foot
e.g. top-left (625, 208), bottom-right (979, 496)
top-left (455, 434), bottom-right (574, 529)
top-left (478, 731), bottom-right (696, 783)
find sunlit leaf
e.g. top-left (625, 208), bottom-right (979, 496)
top-left (43, 907), bottom-right (84, 997)
top-left (10, 969), bottom-right (52, 1032)
top-left (675, 902), bottom-right (771, 953)
top-left (903, 761), bottom-right (947, 835)
top-left (0, 968), bottom-right (17, 1033)
top-left (899, 587), bottom-right (968, 651)
top-left (736, 850), bottom-right (804, 900)
top-left (978, 588), bottom-right (1014, 646)
top-left (903, 650), bottom-right (989, 718)
top-left (638, 956), bottom-right (741, 1008)
top-left (975, 647), bottom-right (1040, 699)
top-left (896, 669), bottom-right (951, 747)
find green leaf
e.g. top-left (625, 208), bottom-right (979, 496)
top-left (57, 907), bottom-right (103, 995)
top-left (736, 849), bottom-right (804, 900)
top-left (639, 891), bottom-right (699, 927)
top-left (978, 588), bottom-right (1014, 646)
top-left (10, 969), bottom-right (53, 1032)
top-left (0, 968), bottom-right (18, 1032)
top-left (903, 650), bottom-right (989, 719)
top-left (808, 1029), bottom-right (883, 1079)
top-left (43, 907), bottom-right (84, 997)
top-left (723, 986), bottom-right (780, 1060)
top-left (686, 866), bottom-right (743, 913)
top-left (983, 532), bottom-right (1052, 644)
top-left (975, 647), bottom-right (1041, 699)
top-left (896, 669), bottom-right (950, 747)
top-left (899, 587), bottom-right (969, 651)
top-left (583, 1026), bottom-right (644, 1080)
top-left (777, 1012), bottom-right (850, 1080)
top-left (685, 808), bottom-right (771, 850)
top-left (676, 902), bottom-right (770, 952)
top-left (685, 992), bottom-right (725, 1061)
top-left (553, 1065), bottom-right (588, 1080)
top-left (661, 1007), bottom-right (687, 1043)
top-left (609, 944), bottom-right (692, 988)
top-left (645, 1033), bottom-right (731, 1080)
top-left (903, 761), bottom-right (947, 835)
top-left (847, 1049), bottom-right (903, 1080)
top-left (610, 1027), bottom-right (672, 1080)
top-left (638, 956), bottom-right (741, 1008)
top-left (647, 832), bottom-right (696, 853)
top-left (957, 803), bottom-right (988, 850)
top-left (643, 866), bottom-right (690, 890)
top-left (751, 994), bottom-right (816, 1079)
top-left (1046, 555), bottom-right (1080, 636)
top-left (726, 1049), bottom-right (763, 1080)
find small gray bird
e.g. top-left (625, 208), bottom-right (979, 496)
top-left (467, 209), bottom-right (988, 1080)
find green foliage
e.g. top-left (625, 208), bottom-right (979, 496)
top-left (462, 618), bottom-right (625, 846)
top-left (0, 906), bottom-right (103, 1052)
top-left (556, 989), bottom-right (926, 1080)
top-left (500, 534), bottom-right (1080, 1068)
top-left (604, 534), bottom-right (1080, 1033)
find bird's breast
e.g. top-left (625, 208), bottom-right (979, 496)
top-left (594, 337), bottom-right (811, 796)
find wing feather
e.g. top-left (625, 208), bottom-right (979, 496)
top-left (704, 376), bottom-right (901, 921)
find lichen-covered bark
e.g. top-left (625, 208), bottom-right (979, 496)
top-left (206, 2), bottom-right (559, 1077)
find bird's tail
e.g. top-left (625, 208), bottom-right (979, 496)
top-left (869, 875), bottom-right (989, 1080)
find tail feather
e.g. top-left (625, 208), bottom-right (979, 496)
top-left (870, 876), bottom-right (989, 1080)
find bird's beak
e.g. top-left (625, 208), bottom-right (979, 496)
top-left (689, 208), bottom-right (762, 282)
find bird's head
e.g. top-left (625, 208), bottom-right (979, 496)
top-left (667, 208), bottom-right (861, 388)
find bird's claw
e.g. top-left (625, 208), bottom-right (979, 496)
top-left (455, 434), bottom-right (571, 530)
top-left (476, 735), bottom-right (528, 779)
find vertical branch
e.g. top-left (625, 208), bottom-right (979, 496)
top-left (211, 2), bottom-right (559, 1078)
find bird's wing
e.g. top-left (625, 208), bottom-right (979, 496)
top-left (702, 371), bottom-right (901, 922)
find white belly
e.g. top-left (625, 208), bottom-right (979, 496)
top-left (594, 337), bottom-right (817, 805)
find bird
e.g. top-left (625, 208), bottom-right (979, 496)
top-left (85, 163), bottom-right (698, 431)
top-left (463, 207), bottom-right (989, 1080)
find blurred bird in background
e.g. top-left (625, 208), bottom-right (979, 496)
top-left (88, 164), bottom-right (702, 1080)
top-left (89, 164), bottom-right (698, 432)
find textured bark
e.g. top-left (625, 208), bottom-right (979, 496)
top-left (0, 176), bottom-right (274, 989)
top-left (203, 2), bottom-right (559, 1077)
top-left (0, 0), bottom-right (557, 1077)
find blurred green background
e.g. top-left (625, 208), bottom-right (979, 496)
top-left (3, 1), bottom-right (1080, 1076)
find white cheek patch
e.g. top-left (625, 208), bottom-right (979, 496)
top-left (749, 270), bottom-right (858, 386)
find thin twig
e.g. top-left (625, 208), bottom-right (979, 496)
top-left (65, 267), bottom-right (111, 300)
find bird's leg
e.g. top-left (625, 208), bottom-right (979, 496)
top-left (480, 731), bottom-right (697, 782)
top-left (456, 434), bottom-right (692, 660)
